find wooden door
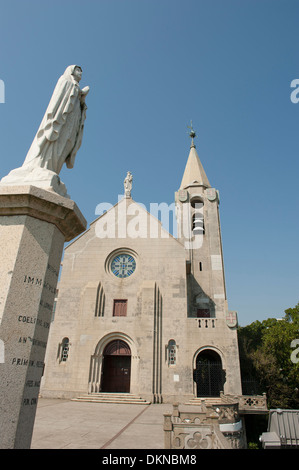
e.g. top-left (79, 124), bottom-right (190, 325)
top-left (101, 340), bottom-right (131, 393)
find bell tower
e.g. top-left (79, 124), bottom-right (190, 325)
top-left (175, 123), bottom-right (242, 396)
top-left (175, 124), bottom-right (227, 319)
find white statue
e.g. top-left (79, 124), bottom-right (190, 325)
top-left (1, 65), bottom-right (89, 197)
top-left (124, 171), bottom-right (133, 198)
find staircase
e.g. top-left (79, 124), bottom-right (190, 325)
top-left (185, 397), bottom-right (224, 406)
top-left (71, 392), bottom-right (151, 405)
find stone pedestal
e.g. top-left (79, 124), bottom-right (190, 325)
top-left (0, 185), bottom-right (86, 449)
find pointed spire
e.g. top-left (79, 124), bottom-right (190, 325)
top-left (180, 122), bottom-right (211, 189)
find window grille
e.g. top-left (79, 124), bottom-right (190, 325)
top-left (60, 337), bottom-right (69, 362)
top-left (167, 340), bottom-right (177, 366)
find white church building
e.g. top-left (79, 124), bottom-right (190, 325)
top-left (41, 132), bottom-right (244, 405)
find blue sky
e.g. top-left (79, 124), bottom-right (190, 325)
top-left (0, 0), bottom-right (298, 326)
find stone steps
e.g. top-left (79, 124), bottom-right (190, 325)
top-left (71, 393), bottom-right (151, 405)
top-left (185, 397), bottom-right (224, 406)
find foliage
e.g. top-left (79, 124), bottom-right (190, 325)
top-left (247, 442), bottom-right (259, 449)
top-left (238, 303), bottom-right (299, 409)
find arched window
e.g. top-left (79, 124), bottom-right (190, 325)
top-left (192, 212), bottom-right (205, 235)
top-left (196, 297), bottom-right (210, 318)
top-left (190, 197), bottom-right (203, 209)
top-left (60, 337), bottom-right (70, 362)
top-left (95, 283), bottom-right (105, 317)
top-left (191, 198), bottom-right (205, 235)
top-left (167, 340), bottom-right (177, 366)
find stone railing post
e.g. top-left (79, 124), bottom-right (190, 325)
top-left (163, 412), bottom-right (173, 449)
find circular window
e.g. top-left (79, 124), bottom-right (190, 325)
top-left (111, 253), bottom-right (136, 279)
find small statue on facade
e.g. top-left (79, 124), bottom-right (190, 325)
top-left (1, 65), bottom-right (89, 197)
top-left (124, 171), bottom-right (133, 198)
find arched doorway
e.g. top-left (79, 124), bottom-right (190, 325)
top-left (194, 349), bottom-right (224, 397)
top-left (101, 340), bottom-right (131, 393)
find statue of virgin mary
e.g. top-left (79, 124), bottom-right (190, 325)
top-left (1, 65), bottom-right (89, 197)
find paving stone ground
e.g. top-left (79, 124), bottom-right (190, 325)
top-left (31, 398), bottom-right (173, 449)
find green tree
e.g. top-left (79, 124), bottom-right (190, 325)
top-left (238, 303), bottom-right (299, 409)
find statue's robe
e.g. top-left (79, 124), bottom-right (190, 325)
top-left (0, 65), bottom-right (87, 197)
top-left (23, 65), bottom-right (86, 174)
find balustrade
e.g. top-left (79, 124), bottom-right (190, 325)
top-left (197, 318), bottom-right (216, 328)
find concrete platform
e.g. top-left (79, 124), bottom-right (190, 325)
top-left (31, 398), bottom-right (172, 449)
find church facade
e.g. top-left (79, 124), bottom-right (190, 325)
top-left (41, 136), bottom-right (243, 404)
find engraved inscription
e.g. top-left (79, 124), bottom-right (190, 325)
top-left (18, 336), bottom-right (47, 348)
top-left (9, 264), bottom-right (60, 419)
top-left (17, 316), bottom-right (49, 328)
top-left (22, 397), bottom-right (38, 406)
top-left (23, 274), bottom-right (57, 294)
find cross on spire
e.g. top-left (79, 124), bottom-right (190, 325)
top-left (187, 120), bottom-right (196, 148)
